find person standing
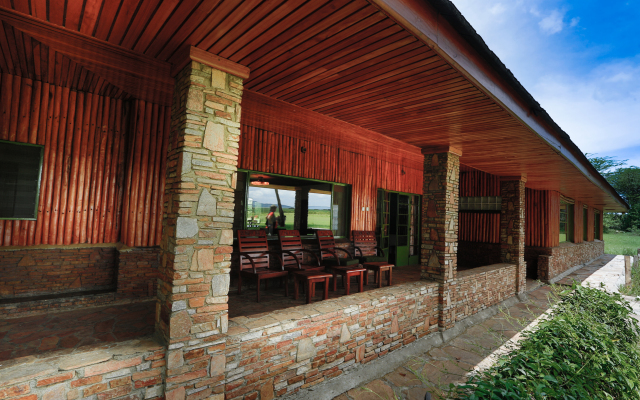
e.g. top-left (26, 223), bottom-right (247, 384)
top-left (266, 205), bottom-right (278, 235)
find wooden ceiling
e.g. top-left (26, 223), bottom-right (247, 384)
top-left (0, 0), bottom-right (627, 211)
top-left (0, 21), bottom-right (129, 98)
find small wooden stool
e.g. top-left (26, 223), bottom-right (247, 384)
top-left (363, 262), bottom-right (394, 287)
top-left (293, 271), bottom-right (333, 304)
top-left (331, 266), bottom-right (366, 295)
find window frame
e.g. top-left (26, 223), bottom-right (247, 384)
top-left (559, 199), bottom-right (574, 243)
top-left (594, 210), bottom-right (601, 240)
top-left (0, 140), bottom-right (44, 221)
top-left (237, 170), bottom-right (351, 238)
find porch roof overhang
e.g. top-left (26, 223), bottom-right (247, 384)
top-left (0, 0), bottom-right (628, 212)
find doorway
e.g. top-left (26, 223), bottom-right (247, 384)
top-left (377, 190), bottom-right (420, 266)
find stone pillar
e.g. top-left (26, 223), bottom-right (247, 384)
top-left (421, 147), bottom-right (461, 330)
top-left (294, 188), bottom-right (309, 233)
top-left (157, 47), bottom-right (248, 400)
top-left (500, 176), bottom-right (526, 294)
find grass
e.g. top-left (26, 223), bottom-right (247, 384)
top-left (247, 209), bottom-right (331, 230)
top-left (449, 284), bottom-right (640, 399)
top-left (604, 232), bottom-right (640, 256)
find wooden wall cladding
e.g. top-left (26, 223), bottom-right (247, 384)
top-left (458, 165), bottom-right (500, 243)
top-left (238, 125), bottom-right (422, 231)
top-left (0, 74), bottom-right (168, 247)
top-left (525, 188), bottom-right (560, 248)
top-left (120, 99), bottom-right (169, 247)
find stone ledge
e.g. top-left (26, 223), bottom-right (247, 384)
top-left (457, 263), bottom-right (516, 278)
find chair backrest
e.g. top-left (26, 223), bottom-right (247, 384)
top-left (278, 230), bottom-right (304, 269)
top-left (316, 230), bottom-right (336, 260)
top-left (352, 230), bottom-right (378, 256)
top-left (237, 230), bottom-right (270, 271)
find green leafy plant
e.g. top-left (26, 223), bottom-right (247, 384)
top-left (449, 285), bottom-right (640, 399)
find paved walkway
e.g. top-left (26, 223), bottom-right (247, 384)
top-left (332, 254), bottom-right (635, 400)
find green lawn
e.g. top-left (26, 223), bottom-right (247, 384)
top-left (604, 232), bottom-right (640, 256)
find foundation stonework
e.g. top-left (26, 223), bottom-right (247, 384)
top-left (421, 150), bottom-right (460, 329)
top-left (455, 264), bottom-right (516, 321)
top-left (157, 60), bottom-right (243, 400)
top-left (500, 178), bottom-right (526, 294)
top-left (527, 240), bottom-right (605, 282)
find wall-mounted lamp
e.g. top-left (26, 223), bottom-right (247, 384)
top-left (252, 178), bottom-right (269, 186)
top-left (300, 146), bottom-right (307, 153)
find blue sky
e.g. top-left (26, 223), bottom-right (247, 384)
top-left (451, 0), bottom-right (640, 168)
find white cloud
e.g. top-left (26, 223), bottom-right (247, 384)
top-left (489, 3), bottom-right (506, 15)
top-left (450, 0), bottom-right (640, 167)
top-left (539, 9), bottom-right (565, 34)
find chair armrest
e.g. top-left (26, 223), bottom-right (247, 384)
top-left (321, 249), bottom-right (341, 265)
top-left (299, 249), bottom-right (321, 267)
top-left (280, 250), bottom-right (302, 270)
top-left (353, 246), bottom-right (363, 257)
top-left (267, 251), bottom-right (285, 271)
top-left (240, 253), bottom-right (261, 274)
top-left (376, 246), bottom-right (386, 258)
top-left (334, 248), bottom-right (354, 259)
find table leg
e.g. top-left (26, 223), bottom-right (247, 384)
top-left (358, 271), bottom-right (363, 293)
top-left (333, 272), bottom-right (338, 291)
top-left (377, 270), bottom-right (382, 288)
top-left (388, 268), bottom-right (392, 286)
top-left (306, 280), bottom-right (312, 304)
top-left (323, 278), bottom-right (329, 300)
top-left (345, 273), bottom-right (351, 295)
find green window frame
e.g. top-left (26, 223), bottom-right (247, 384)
top-left (234, 170), bottom-right (351, 238)
top-left (0, 140), bottom-right (44, 220)
top-left (560, 200), bottom-right (574, 243)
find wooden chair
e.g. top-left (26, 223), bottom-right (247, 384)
top-left (277, 230), bottom-right (324, 273)
top-left (237, 230), bottom-right (289, 302)
top-left (315, 230), bottom-right (360, 268)
top-left (351, 231), bottom-right (387, 263)
top-left (352, 230), bottom-right (394, 287)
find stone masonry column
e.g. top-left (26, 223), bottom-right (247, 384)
top-left (157, 47), bottom-right (249, 400)
top-left (421, 147), bottom-right (461, 330)
top-left (500, 176), bottom-right (526, 294)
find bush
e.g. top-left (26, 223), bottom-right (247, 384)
top-left (451, 285), bottom-right (640, 399)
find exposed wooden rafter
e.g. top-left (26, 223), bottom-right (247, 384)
top-left (0, 6), bottom-right (174, 106)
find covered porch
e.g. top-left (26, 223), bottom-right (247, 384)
top-left (0, 1), bottom-right (629, 400)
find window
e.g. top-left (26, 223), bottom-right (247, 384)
top-left (0, 140), bottom-right (43, 220)
top-left (459, 196), bottom-right (501, 211)
top-left (583, 207), bottom-right (588, 241)
top-left (594, 211), bottom-right (601, 240)
top-left (234, 171), bottom-right (350, 237)
top-left (560, 201), bottom-right (574, 243)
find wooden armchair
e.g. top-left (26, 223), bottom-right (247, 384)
top-left (351, 231), bottom-right (387, 263)
top-left (277, 230), bottom-right (324, 273)
top-left (237, 230), bottom-right (289, 302)
top-left (315, 230), bottom-right (359, 267)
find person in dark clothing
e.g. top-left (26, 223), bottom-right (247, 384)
top-left (266, 205), bottom-right (278, 235)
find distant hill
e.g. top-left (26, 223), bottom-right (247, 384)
top-left (309, 206), bottom-right (330, 210)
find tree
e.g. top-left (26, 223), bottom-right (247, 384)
top-left (588, 154), bottom-right (640, 232)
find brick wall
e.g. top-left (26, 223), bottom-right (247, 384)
top-left (457, 242), bottom-right (501, 269)
top-left (526, 240), bottom-right (604, 282)
top-left (117, 247), bottom-right (160, 299)
top-left (0, 338), bottom-right (165, 400)
top-left (0, 246), bottom-right (117, 298)
top-left (455, 264), bottom-right (517, 322)
top-left (219, 280), bottom-right (439, 399)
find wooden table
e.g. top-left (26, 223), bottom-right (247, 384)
top-left (362, 261), bottom-right (394, 288)
top-left (292, 270), bottom-right (333, 304)
top-left (330, 266), bottom-right (367, 295)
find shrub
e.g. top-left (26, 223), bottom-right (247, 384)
top-left (450, 285), bottom-right (640, 399)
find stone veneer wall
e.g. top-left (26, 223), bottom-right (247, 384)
top-left (455, 264), bottom-right (516, 322)
top-left (117, 247), bottom-right (160, 299)
top-left (0, 246), bottom-right (117, 298)
top-left (222, 280), bottom-right (439, 399)
top-left (0, 339), bottom-right (165, 400)
top-left (526, 240), bottom-right (605, 282)
top-left (457, 242), bottom-right (501, 269)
